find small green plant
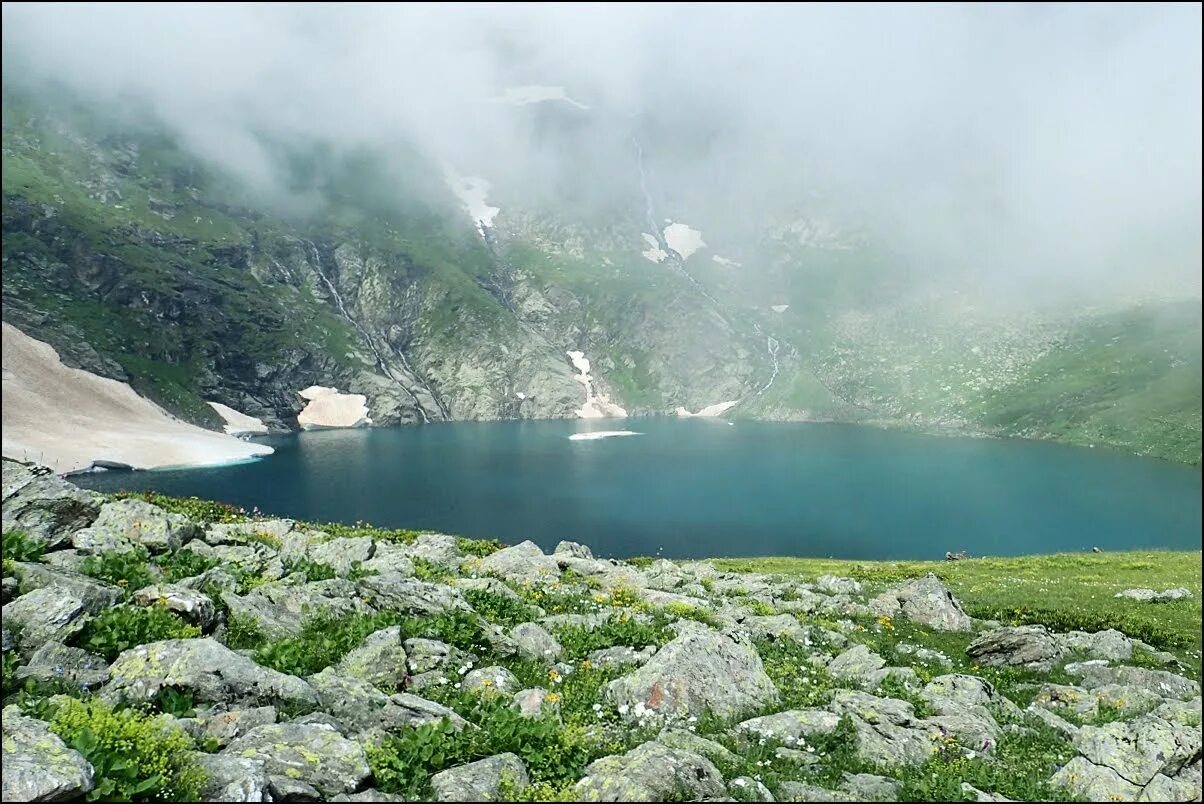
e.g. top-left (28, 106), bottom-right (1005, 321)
top-left (113, 491), bottom-right (247, 525)
top-left (155, 549), bottom-right (219, 583)
top-left (79, 548), bottom-right (156, 598)
top-left (74, 604), bottom-right (201, 662)
top-left (458, 536), bottom-right (503, 558)
top-left (747, 599), bottom-right (776, 617)
top-left (282, 557), bottom-right (338, 582)
top-left (154, 686), bottom-right (197, 718)
top-left (554, 612), bottom-right (673, 659)
top-left (413, 557), bottom-right (454, 583)
top-left (2, 529), bottom-right (45, 562)
top-left (48, 697), bottom-right (207, 801)
top-left (464, 588), bottom-right (538, 628)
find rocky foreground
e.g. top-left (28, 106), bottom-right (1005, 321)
top-left (2, 458), bottom-right (1201, 802)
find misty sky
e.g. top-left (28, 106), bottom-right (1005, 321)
top-left (3, 3), bottom-right (1201, 301)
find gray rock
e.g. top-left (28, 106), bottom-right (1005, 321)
top-left (309, 668), bottom-right (466, 734)
top-left (17, 641), bottom-right (109, 690)
top-left (201, 706), bottom-right (278, 748)
top-left (830, 690), bottom-right (915, 727)
top-left (1116, 587), bottom-right (1193, 602)
top-left (408, 533), bottom-right (463, 568)
top-left (735, 710), bottom-right (841, 744)
top-left (588, 645), bottom-right (657, 668)
top-left (5, 562), bottom-right (121, 614)
top-left (222, 723), bottom-right (371, 798)
top-left (511, 622), bottom-right (563, 661)
top-left (102, 638), bottom-right (317, 709)
top-left (512, 687), bottom-right (557, 719)
top-left (194, 753), bottom-right (272, 802)
top-left (2, 459), bottom-right (102, 547)
top-left (554, 540), bottom-right (593, 559)
top-left (430, 753), bottom-right (529, 802)
top-left (329, 791), bottom-right (407, 802)
top-left (455, 575), bottom-right (521, 601)
top-left (657, 729), bottom-right (740, 767)
top-left (920, 675), bottom-right (1021, 725)
top-left (131, 584), bottom-right (217, 629)
top-left (871, 574), bottom-right (971, 631)
top-left (1094, 684), bottom-right (1164, 718)
top-left (967, 625), bottom-right (1065, 672)
top-left (268, 775), bottom-right (323, 801)
top-left (357, 574), bottom-right (469, 616)
top-left (336, 626), bottom-right (408, 691)
top-left (3, 587), bottom-right (88, 652)
top-left (186, 541), bottom-right (277, 574)
top-left (773, 747), bottom-right (820, 768)
top-left (360, 543), bottom-right (416, 577)
top-left (815, 575), bottom-right (861, 595)
top-left (1032, 683), bottom-right (1101, 718)
top-left (840, 773), bottom-right (900, 801)
top-left (473, 540), bottom-right (560, 585)
top-left (303, 536), bottom-right (376, 577)
top-left (1138, 773), bottom-right (1200, 802)
top-left (1068, 664), bottom-right (1200, 701)
top-left (730, 776), bottom-right (775, 801)
top-left (1075, 713), bottom-right (1201, 786)
top-left (203, 519), bottom-right (295, 546)
top-left (1151, 697), bottom-right (1203, 727)
top-left (40, 549), bottom-right (88, 572)
top-left (827, 644), bottom-right (886, 681)
top-left (848, 716), bottom-right (932, 767)
top-left (607, 630), bottom-right (779, 722)
top-left (960, 784), bottom-right (1014, 802)
top-left (1063, 629), bottom-right (1134, 661)
top-left (464, 665), bottom-right (520, 696)
top-left (71, 498), bottom-right (198, 554)
top-left (894, 642), bottom-right (953, 667)
top-left (741, 614), bottom-right (810, 644)
top-left (1051, 756), bottom-right (1141, 800)
top-left (575, 741), bottom-right (726, 801)
top-left (1, 707), bottom-right (95, 802)
top-left (1025, 704), bottom-right (1080, 739)
top-left (404, 638), bottom-right (475, 675)
top-left (225, 578), bottom-right (370, 639)
top-left (775, 781), bottom-right (863, 801)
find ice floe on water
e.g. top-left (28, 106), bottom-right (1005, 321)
top-left (568, 430), bottom-right (642, 441)
top-left (207, 401), bottom-right (268, 436)
top-left (297, 386), bottom-right (372, 430)
top-left (675, 400), bottom-right (739, 417)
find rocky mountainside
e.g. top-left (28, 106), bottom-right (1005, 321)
top-left (2, 86), bottom-right (1200, 462)
top-left (3, 458), bottom-right (1201, 802)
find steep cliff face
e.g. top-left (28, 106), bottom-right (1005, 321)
top-left (2, 88), bottom-right (1199, 464)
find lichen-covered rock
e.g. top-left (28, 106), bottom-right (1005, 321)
top-left (830, 690), bottom-right (915, 727)
top-left (510, 622), bottom-right (563, 661)
top-left (729, 775), bottom-right (774, 800)
top-left (1026, 704), bottom-right (1080, 739)
top-left (8, 562), bottom-right (123, 616)
top-left (2, 707), bottom-right (95, 802)
top-left (840, 773), bottom-right (901, 801)
top-left (267, 775), bottom-right (322, 801)
top-left (430, 753), bottom-right (529, 802)
top-left (203, 519), bottom-right (296, 546)
top-left (588, 645), bottom-right (657, 669)
top-left (922, 674), bottom-right (1022, 725)
top-left (1074, 713), bottom-right (1202, 786)
top-left (102, 638), bottom-right (317, 709)
top-left (815, 575), bottom-right (861, 595)
top-left (1032, 683), bottom-right (1100, 718)
top-left (330, 791), bottom-right (407, 802)
top-left (357, 574), bottom-right (469, 616)
top-left (1062, 629), bottom-right (1134, 661)
top-left (302, 536), bottom-right (376, 577)
top-left (200, 706), bottom-right (278, 748)
top-left (967, 625), bottom-right (1065, 672)
top-left (1051, 756), bottom-right (1141, 800)
top-left (1152, 697), bottom-right (1203, 727)
top-left (775, 781), bottom-right (863, 801)
top-left (735, 710), bottom-right (841, 743)
top-left (131, 584), bottom-right (217, 629)
top-left (71, 498), bottom-right (198, 554)
top-left (473, 540), bottom-right (560, 585)
top-left (16, 640), bottom-right (109, 690)
top-left (512, 687), bottom-right (558, 719)
top-left (848, 717), bottom-right (932, 767)
top-left (195, 752), bottom-right (272, 802)
top-left (826, 644), bottom-right (886, 681)
top-left (408, 533), bottom-right (463, 567)
top-left (1067, 664), bottom-right (1201, 701)
top-left (871, 574), bottom-right (971, 631)
top-left (3, 587), bottom-right (88, 653)
top-left (607, 630), bottom-right (779, 722)
top-left (309, 668), bottom-right (466, 734)
top-left (2, 459), bottom-right (102, 547)
top-left (554, 540), bottom-right (593, 559)
top-left (404, 638), bottom-right (475, 675)
top-left (742, 614), bottom-right (811, 644)
top-left (575, 741), bottom-right (726, 802)
top-left (336, 626), bottom-right (408, 691)
top-left (961, 783), bottom-right (1015, 802)
top-left (464, 665), bottom-right (520, 696)
top-left (657, 729), bottom-right (740, 767)
top-left (224, 578), bottom-right (370, 639)
top-left (222, 722), bottom-right (371, 798)
top-left (1137, 772), bottom-right (1200, 802)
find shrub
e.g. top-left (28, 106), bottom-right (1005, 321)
top-left (281, 557), bottom-right (338, 582)
top-left (79, 549), bottom-right (155, 598)
top-left (74, 604), bottom-right (201, 662)
top-left (2, 529), bottom-right (45, 562)
top-left (554, 612), bottom-right (673, 659)
top-left (464, 588), bottom-right (539, 628)
top-left (155, 549), bottom-right (219, 583)
top-left (222, 612), bottom-right (265, 650)
top-left (413, 557), bottom-right (454, 583)
top-left (48, 697), bottom-right (206, 801)
top-left (254, 611), bottom-right (408, 677)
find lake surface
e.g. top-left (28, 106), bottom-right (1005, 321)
top-left (73, 420), bottom-right (1201, 560)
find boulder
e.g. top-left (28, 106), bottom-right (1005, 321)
top-left (102, 638), bottom-right (317, 709)
top-left (430, 753), bottom-right (529, 802)
top-left (729, 776), bottom-right (774, 800)
top-left (194, 753), bottom-right (272, 802)
top-left (1074, 713), bottom-right (1201, 786)
top-left (222, 723), bottom-right (371, 798)
top-left (404, 638), bottom-right (475, 675)
top-left (71, 498), bottom-right (198, 554)
top-left (607, 630), bottom-right (779, 722)
top-left (871, 574), bottom-right (972, 631)
top-left (967, 625), bottom-right (1065, 672)
top-left (1062, 629), bottom-right (1134, 661)
top-left (1, 707), bottom-right (95, 802)
top-left (309, 668), bottom-right (466, 734)
top-left (131, 584), bottom-right (217, 630)
top-left (574, 741), bottom-right (726, 802)
top-left (830, 690), bottom-right (915, 727)
top-left (588, 645), bottom-right (657, 669)
top-left (1051, 756), bottom-right (1141, 800)
top-left (357, 575), bottom-right (468, 616)
top-left (1, 459), bottom-right (102, 547)
top-left (775, 781), bottom-right (863, 801)
top-left (16, 641), bottom-right (109, 691)
top-left (1067, 664), bottom-right (1200, 701)
top-left (840, 773), bottom-right (901, 801)
top-left (657, 729), bottom-right (740, 767)
top-left (826, 644), bottom-right (886, 681)
top-left (464, 666), bottom-right (520, 696)
top-left (510, 622), bottom-right (563, 661)
top-left (554, 540), bottom-right (593, 559)
top-left (5, 562), bottom-right (121, 614)
top-left (473, 540), bottom-right (560, 585)
top-left (512, 687), bottom-right (558, 719)
top-left (2, 587), bottom-right (88, 652)
top-left (200, 706), bottom-right (278, 748)
top-left (336, 626), bottom-right (408, 691)
top-left (735, 710), bottom-right (841, 744)
top-left (815, 575), bottom-right (861, 595)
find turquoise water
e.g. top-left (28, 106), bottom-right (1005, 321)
top-left (73, 420), bottom-right (1201, 560)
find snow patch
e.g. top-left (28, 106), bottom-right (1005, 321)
top-left (566, 350), bottom-right (628, 418)
top-left (771, 304), bottom-right (790, 313)
top-left (662, 222), bottom-right (706, 259)
top-left (493, 85), bottom-right (590, 110)
top-left (207, 401), bottom-right (268, 436)
top-left (446, 173), bottom-right (500, 231)
top-left (515, 391), bottom-right (527, 400)
top-left (297, 386), bottom-right (372, 430)
top-left (675, 400), bottom-right (739, 418)
top-left (568, 430), bottom-right (642, 441)
top-left (712, 255), bottom-right (742, 267)
top-left (1, 321), bottom-right (273, 474)
top-left (641, 233), bottom-right (667, 263)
